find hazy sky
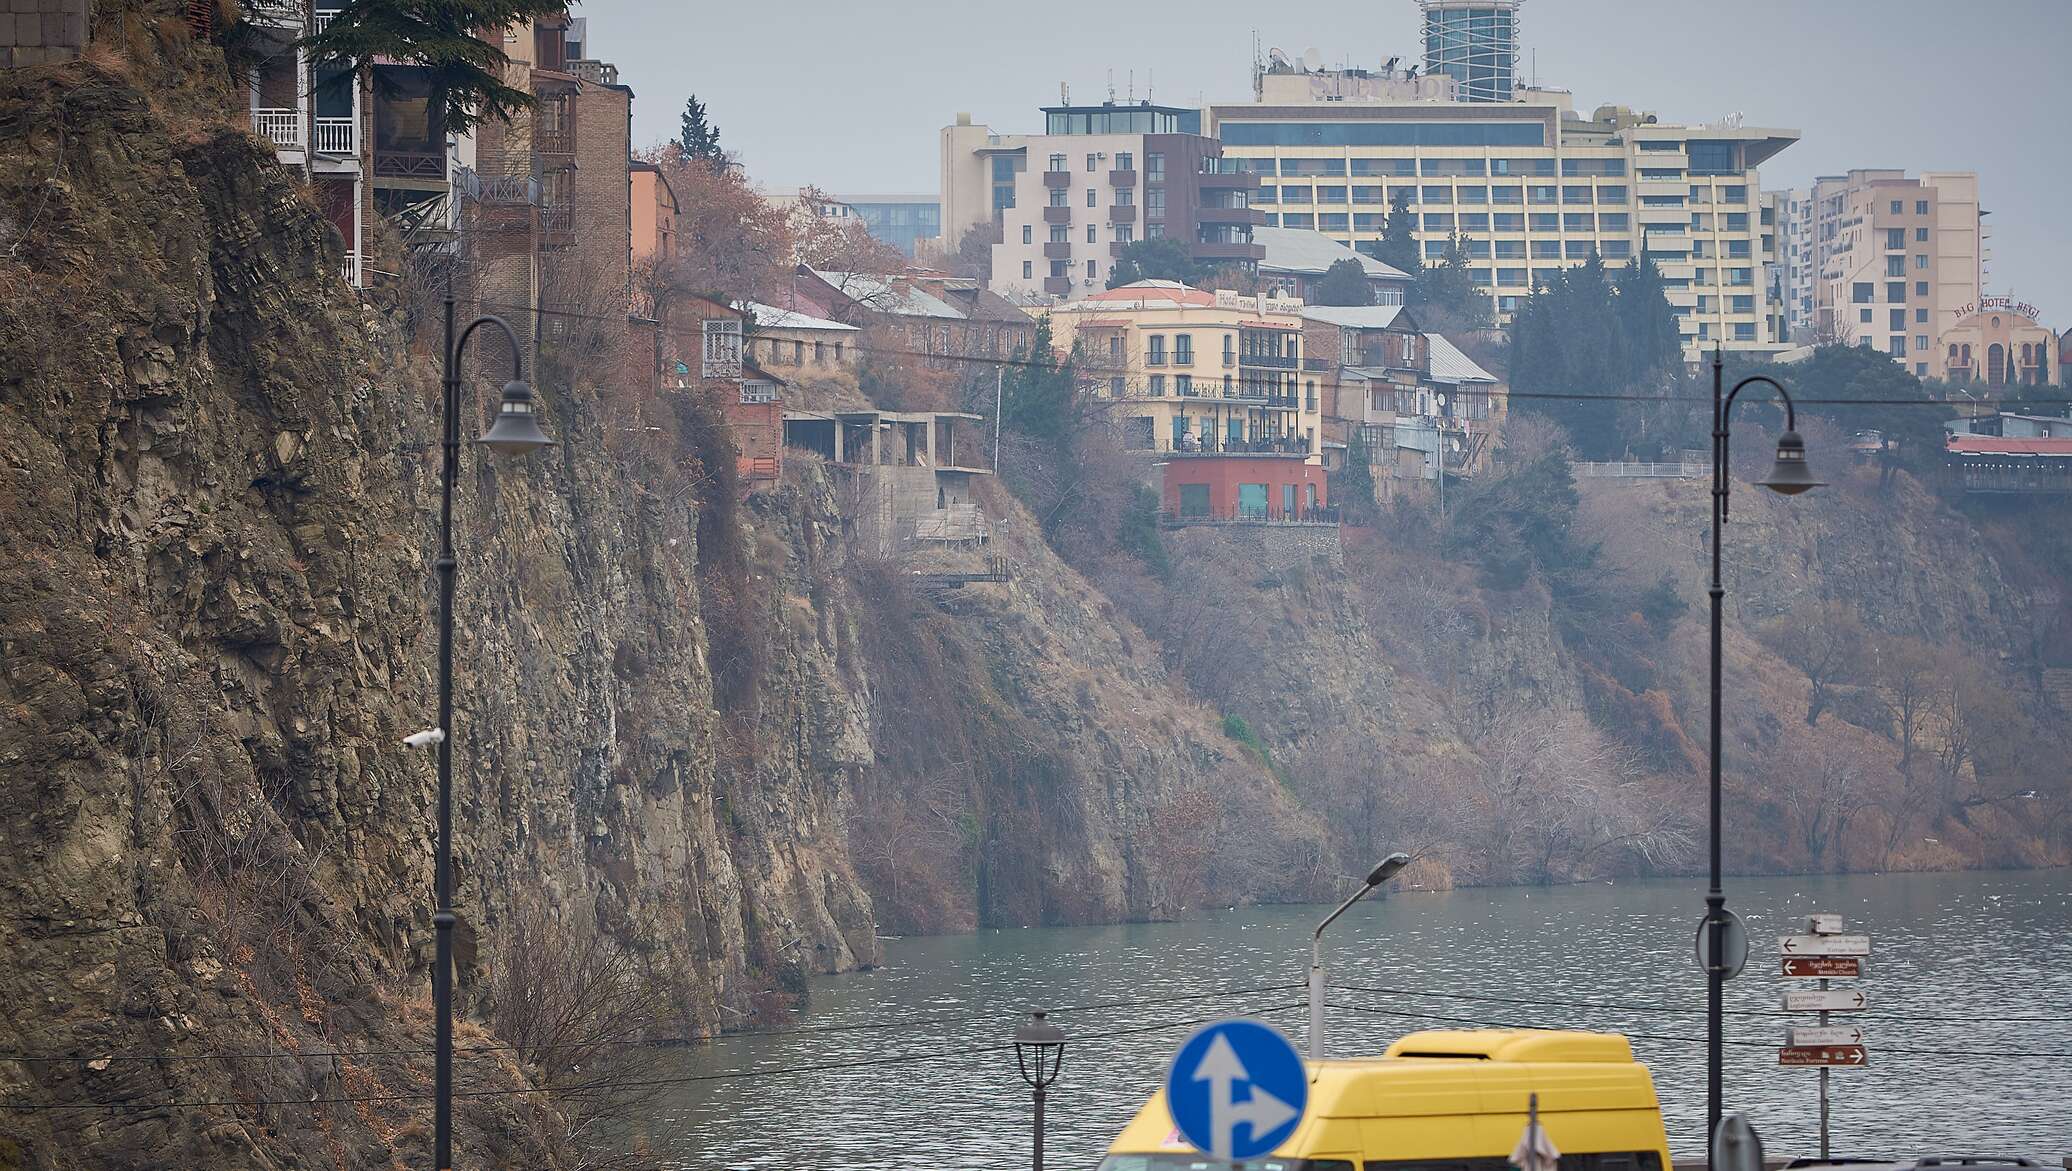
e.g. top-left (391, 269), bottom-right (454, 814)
top-left (584, 0), bottom-right (2070, 320)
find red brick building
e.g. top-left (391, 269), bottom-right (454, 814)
top-left (660, 295), bottom-right (786, 492)
top-left (1161, 453), bottom-right (1329, 522)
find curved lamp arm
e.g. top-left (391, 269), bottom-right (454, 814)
top-left (453, 313), bottom-right (525, 381)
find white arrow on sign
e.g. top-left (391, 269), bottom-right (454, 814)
top-left (1778, 934), bottom-right (1870, 956)
top-left (1783, 988), bottom-right (1867, 1013)
top-left (1192, 1033), bottom-right (1298, 1160)
top-left (1789, 1025), bottom-right (1866, 1046)
top-left (1807, 913), bottom-right (1844, 935)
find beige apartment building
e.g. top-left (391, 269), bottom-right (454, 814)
top-left (1804, 169), bottom-right (1982, 379)
top-left (1204, 89), bottom-right (1799, 360)
top-left (1047, 281), bottom-right (1321, 459)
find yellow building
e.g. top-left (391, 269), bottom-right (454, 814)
top-left (1205, 92), bottom-right (1798, 361)
top-left (1048, 281), bottom-right (1322, 459)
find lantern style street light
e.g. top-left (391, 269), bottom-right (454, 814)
top-left (427, 288), bottom-right (555, 1171)
top-left (1703, 348), bottom-right (1821, 1145)
top-left (1310, 852), bottom-right (1411, 1061)
top-left (1013, 1010), bottom-right (1068, 1171)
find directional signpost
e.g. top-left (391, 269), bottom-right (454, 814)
top-left (1778, 914), bottom-right (1869, 1158)
top-left (1165, 1020), bottom-right (1308, 1162)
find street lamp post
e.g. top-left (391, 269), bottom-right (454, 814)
top-left (1704, 348), bottom-right (1821, 1143)
top-left (1309, 852), bottom-right (1412, 1061)
top-left (430, 289), bottom-right (556, 1171)
top-left (1013, 1010), bottom-right (1067, 1171)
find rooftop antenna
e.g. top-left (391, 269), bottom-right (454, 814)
top-left (1060, 80), bottom-right (1069, 106)
top-left (1147, 68), bottom-right (1154, 103)
top-left (1128, 69), bottom-right (1134, 103)
top-left (1107, 69), bottom-right (1116, 103)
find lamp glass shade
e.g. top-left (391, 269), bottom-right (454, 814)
top-left (1013, 1011), bottom-right (1066, 1089)
top-left (478, 380), bottom-right (556, 455)
top-left (1366, 852), bottom-right (1413, 886)
top-left (1759, 430), bottom-right (1822, 495)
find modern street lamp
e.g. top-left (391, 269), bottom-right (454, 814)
top-left (1703, 348), bottom-right (1820, 1143)
top-left (1012, 1010), bottom-right (1067, 1171)
top-left (1309, 852), bottom-right (1411, 1061)
top-left (428, 289), bottom-right (555, 1171)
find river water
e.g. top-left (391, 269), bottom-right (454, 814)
top-left (643, 870), bottom-right (2071, 1168)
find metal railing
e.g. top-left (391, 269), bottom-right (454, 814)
top-left (244, 0), bottom-right (303, 28)
top-left (1240, 353), bottom-right (1298, 370)
top-left (340, 250), bottom-right (360, 286)
top-left (1572, 460), bottom-right (1709, 479)
top-left (1170, 435), bottom-right (1313, 457)
top-left (251, 108), bottom-right (303, 151)
top-left (311, 7), bottom-right (339, 32)
top-left (312, 116), bottom-right (355, 154)
top-left (1161, 506), bottom-right (1340, 527)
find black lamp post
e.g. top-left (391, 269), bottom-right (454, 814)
top-left (1309, 852), bottom-right (1411, 1061)
top-left (429, 289), bottom-right (555, 1171)
top-left (1703, 348), bottom-right (1820, 1144)
top-left (1012, 1010), bottom-right (1067, 1171)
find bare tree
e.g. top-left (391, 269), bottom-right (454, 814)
top-left (1775, 729), bottom-right (1880, 868)
top-left (1761, 600), bottom-right (1867, 725)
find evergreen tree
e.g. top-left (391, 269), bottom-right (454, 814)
top-left (675, 95), bottom-right (724, 170)
top-left (1105, 238), bottom-right (1199, 289)
top-left (1001, 319), bottom-right (1075, 443)
top-left (1373, 187), bottom-right (1423, 282)
top-left (1417, 234), bottom-right (1493, 328)
top-left (1313, 259), bottom-right (1372, 307)
top-left (1614, 254), bottom-right (1682, 380)
top-left (1332, 425), bottom-right (1379, 520)
top-left (301, 0), bottom-right (573, 135)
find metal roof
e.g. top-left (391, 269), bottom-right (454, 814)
top-left (1300, 304), bottom-right (1408, 330)
top-left (1424, 333), bottom-right (1500, 384)
top-left (1946, 436), bottom-right (2072, 457)
top-left (810, 270), bottom-right (965, 319)
top-left (1255, 227), bottom-right (1412, 282)
top-left (736, 300), bottom-right (859, 332)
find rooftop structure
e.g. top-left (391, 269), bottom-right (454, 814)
top-left (1255, 227), bottom-right (1413, 305)
top-left (1419, 0), bottom-right (1523, 103)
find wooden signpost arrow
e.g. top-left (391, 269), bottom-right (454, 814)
top-left (1778, 1045), bottom-right (1868, 1067)
top-left (1777, 934), bottom-right (1871, 956)
top-left (1788, 1025), bottom-right (1865, 1047)
top-left (1780, 914), bottom-right (1871, 1158)
top-left (1783, 988), bottom-right (1867, 1012)
top-left (1781, 957), bottom-right (1861, 978)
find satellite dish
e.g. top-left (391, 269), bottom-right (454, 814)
top-left (1268, 47), bottom-right (1290, 66)
top-left (1301, 47), bottom-right (1325, 72)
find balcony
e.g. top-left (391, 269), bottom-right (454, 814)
top-left (1043, 276), bottom-right (1072, 296)
top-left (570, 59), bottom-right (618, 85)
top-left (1110, 242), bottom-right (1130, 258)
top-left (1108, 204), bottom-right (1136, 225)
top-left (1168, 434), bottom-right (1314, 458)
top-left (1109, 168), bottom-right (1137, 187)
top-left (312, 116), bottom-right (355, 155)
top-left (536, 126), bottom-right (574, 156)
top-left (1042, 206), bottom-right (1072, 224)
top-left (1197, 204), bottom-right (1264, 225)
top-left (1192, 239), bottom-right (1264, 262)
top-left (1043, 170), bottom-right (1072, 189)
top-left (244, 0), bottom-right (303, 28)
top-left (251, 108), bottom-right (303, 152)
top-left (1043, 241), bottom-right (1072, 260)
top-left (1240, 352), bottom-right (1298, 370)
top-left (311, 6), bottom-right (339, 33)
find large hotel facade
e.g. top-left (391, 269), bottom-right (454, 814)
top-left (1205, 91), bottom-right (1798, 360)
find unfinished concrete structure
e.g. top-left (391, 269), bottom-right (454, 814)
top-left (783, 409), bottom-right (994, 549)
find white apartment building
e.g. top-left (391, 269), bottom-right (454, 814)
top-left (1804, 169), bottom-right (1983, 379)
top-left (1204, 91), bottom-right (1799, 360)
top-left (1765, 188), bottom-right (1817, 342)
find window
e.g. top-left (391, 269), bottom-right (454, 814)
top-left (1915, 280), bottom-right (1927, 296)
top-left (1562, 185), bottom-right (1592, 204)
top-left (1599, 213), bottom-right (1630, 232)
top-left (1086, 187), bottom-right (1097, 208)
top-left (1317, 185), bottom-right (1348, 203)
top-left (1022, 224), bottom-right (1032, 244)
top-left (1731, 295), bottom-right (1754, 313)
top-left (1859, 307), bottom-right (1873, 323)
top-left (1727, 268), bottom-right (1752, 286)
top-left (1047, 153), bottom-right (1066, 172)
top-left (1852, 282), bottom-right (1874, 304)
top-left (1886, 227), bottom-right (1906, 249)
top-left (1597, 185), bottom-right (1628, 204)
top-left (1914, 254), bottom-right (1928, 269)
top-left (1915, 199), bottom-right (1929, 214)
top-left (1886, 256), bottom-right (1905, 277)
top-left (1494, 240), bottom-right (1526, 258)
top-left (1115, 151), bottom-right (1133, 172)
top-left (1116, 225), bottom-right (1134, 244)
top-left (1175, 334), bottom-right (1193, 365)
top-left (701, 318), bottom-right (742, 377)
top-left (1423, 240), bottom-right (1448, 258)
top-left (1459, 213), bottom-right (1489, 231)
top-left (1887, 280), bottom-right (1906, 301)
top-left (1734, 322), bottom-right (1755, 340)
top-left (1530, 213), bottom-right (1558, 231)
top-left (1147, 335), bottom-right (1166, 365)
top-left (1914, 334), bottom-right (1928, 351)
top-left (1889, 337), bottom-right (1906, 357)
top-left (1890, 309), bottom-right (1906, 331)
top-left (1600, 239), bottom-right (1632, 259)
top-left (1721, 185), bottom-right (1747, 203)
top-left (1050, 225), bottom-right (1068, 243)
top-left (1175, 374), bottom-right (1193, 397)
top-left (1049, 188), bottom-right (1067, 208)
top-left (1465, 239), bottom-right (1491, 258)
top-left (1282, 213), bottom-right (1314, 228)
top-left (1086, 153), bottom-right (1099, 172)
top-left (1319, 212), bottom-right (1349, 232)
top-left (1497, 267), bottom-right (1527, 286)
top-left (1146, 222), bottom-right (1164, 238)
top-left (1116, 187), bottom-right (1133, 206)
top-left (1726, 239), bottom-right (1751, 258)
top-left (1564, 240), bottom-right (1594, 259)
top-left (1420, 157), bottom-right (1485, 176)
top-left (1456, 185), bottom-right (1488, 204)
top-left (1492, 185), bottom-right (1522, 204)
top-left (1148, 374), bottom-right (1165, 397)
top-left (1915, 308), bottom-right (1927, 323)
top-left (1022, 260), bottom-right (1033, 279)
top-left (1424, 213), bottom-right (1454, 231)
top-left (1916, 226), bottom-right (1929, 242)
top-left (1494, 213), bottom-right (1525, 231)
top-left (1146, 152), bottom-right (1165, 181)
top-left (1422, 185), bottom-right (1452, 203)
top-left (1281, 186), bottom-right (1314, 204)
top-left (1147, 188), bottom-right (1165, 218)
top-left (1352, 184), bottom-right (1386, 203)
top-left (1354, 213), bottom-right (1385, 232)
top-left (1529, 185), bottom-right (1558, 204)
top-left (1724, 212), bottom-right (1748, 231)
top-left (1890, 199), bottom-right (1904, 214)
top-left (1531, 239), bottom-right (1560, 258)
top-left (1564, 213), bottom-right (1592, 232)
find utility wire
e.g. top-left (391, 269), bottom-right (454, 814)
top-left (0, 1003), bottom-right (1305, 1114)
top-left (465, 298), bottom-right (2072, 410)
top-left (0, 982), bottom-right (1303, 1067)
top-left (1333, 982), bottom-right (2072, 1024)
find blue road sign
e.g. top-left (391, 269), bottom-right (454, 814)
top-left (1165, 1019), bottom-right (1309, 1161)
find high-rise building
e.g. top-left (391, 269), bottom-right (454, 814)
top-left (1764, 188), bottom-right (1817, 342)
top-left (837, 195), bottom-right (943, 258)
top-left (1204, 93), bottom-right (1798, 359)
top-left (941, 102), bottom-right (1265, 302)
top-left (1418, 0), bottom-right (1523, 104)
top-left (1803, 169), bottom-right (1981, 378)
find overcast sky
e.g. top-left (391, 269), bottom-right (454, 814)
top-left (583, 0), bottom-right (2070, 320)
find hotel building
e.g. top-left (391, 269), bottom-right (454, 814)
top-left (1802, 169), bottom-right (1983, 379)
top-left (1203, 92), bottom-right (1799, 360)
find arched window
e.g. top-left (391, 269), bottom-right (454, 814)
top-left (1947, 343), bottom-right (1960, 365)
top-left (1987, 342), bottom-right (2006, 386)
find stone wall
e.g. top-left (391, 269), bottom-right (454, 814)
top-left (0, 0), bottom-right (87, 68)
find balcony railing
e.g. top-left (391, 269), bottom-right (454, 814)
top-left (1240, 352), bottom-right (1297, 370)
top-left (1162, 506), bottom-right (1339, 528)
top-left (311, 7), bottom-right (339, 33)
top-left (312, 116), bottom-right (355, 154)
top-left (244, 0), bottom-right (303, 28)
top-left (1043, 241), bottom-right (1072, 260)
top-left (340, 250), bottom-right (360, 286)
top-left (1043, 276), bottom-right (1072, 295)
top-left (1042, 206), bottom-right (1071, 224)
top-left (1109, 168), bottom-right (1137, 187)
top-left (251, 108), bottom-right (303, 151)
top-left (1043, 170), bottom-right (1072, 189)
top-left (570, 59), bottom-right (618, 85)
top-left (1169, 434), bottom-right (1314, 457)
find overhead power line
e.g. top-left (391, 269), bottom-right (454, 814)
top-left (1332, 982), bottom-right (2072, 1024)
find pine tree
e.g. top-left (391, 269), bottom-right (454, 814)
top-left (1614, 254), bottom-right (1683, 384)
top-left (301, 0), bottom-right (572, 136)
top-left (1374, 187), bottom-right (1423, 282)
top-left (676, 95), bottom-right (724, 170)
top-left (1105, 238), bottom-right (1199, 289)
top-left (1417, 234), bottom-right (1493, 328)
top-left (1313, 259), bottom-right (1372, 307)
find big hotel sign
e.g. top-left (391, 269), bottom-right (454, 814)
top-left (1954, 295), bottom-right (2042, 321)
